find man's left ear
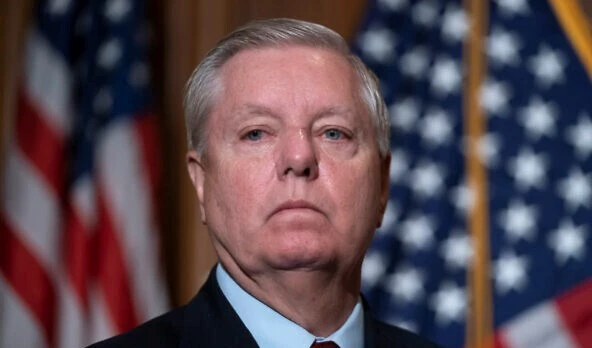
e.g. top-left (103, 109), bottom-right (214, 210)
top-left (377, 152), bottom-right (391, 228)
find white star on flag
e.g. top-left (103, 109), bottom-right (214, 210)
top-left (386, 266), bottom-right (426, 303)
top-left (390, 98), bottom-right (420, 132)
top-left (441, 5), bottom-right (469, 43)
top-left (409, 161), bottom-right (445, 198)
top-left (498, 200), bottom-right (538, 242)
top-left (494, 250), bottom-right (529, 294)
top-left (566, 113), bottom-right (592, 159)
top-left (450, 183), bottom-right (475, 216)
top-left (359, 28), bottom-right (396, 63)
top-left (557, 167), bottom-right (592, 211)
top-left (419, 108), bottom-right (453, 147)
top-left (480, 78), bottom-right (513, 116)
top-left (487, 26), bottom-right (521, 67)
top-left (440, 232), bottom-right (473, 269)
top-left (399, 214), bottom-right (436, 251)
top-left (507, 148), bottom-right (548, 190)
top-left (400, 46), bottom-right (430, 79)
top-left (97, 39), bottom-right (123, 70)
top-left (430, 282), bottom-right (467, 325)
top-left (519, 97), bottom-right (558, 140)
top-left (105, 0), bottom-right (131, 22)
top-left (431, 56), bottom-right (462, 96)
top-left (548, 219), bottom-right (587, 264)
top-left (412, 0), bottom-right (440, 28)
top-left (361, 252), bottom-right (387, 287)
top-left (528, 45), bottom-right (567, 88)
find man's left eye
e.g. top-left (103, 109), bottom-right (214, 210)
top-left (245, 129), bottom-right (264, 141)
top-left (324, 129), bottom-right (344, 140)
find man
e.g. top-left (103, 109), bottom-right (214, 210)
top-left (90, 18), bottom-right (440, 348)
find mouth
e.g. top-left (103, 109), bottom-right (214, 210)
top-left (270, 200), bottom-right (323, 217)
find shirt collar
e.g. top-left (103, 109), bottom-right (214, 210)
top-left (216, 264), bottom-right (364, 348)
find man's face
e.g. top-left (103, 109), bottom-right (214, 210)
top-left (188, 45), bottom-right (390, 276)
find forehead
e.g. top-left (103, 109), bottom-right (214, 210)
top-left (216, 45), bottom-right (361, 109)
top-left (222, 44), bottom-right (353, 75)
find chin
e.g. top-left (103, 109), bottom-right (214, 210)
top-left (265, 247), bottom-right (335, 271)
top-left (259, 226), bottom-right (338, 269)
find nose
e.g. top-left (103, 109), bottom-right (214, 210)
top-left (277, 129), bottom-right (319, 180)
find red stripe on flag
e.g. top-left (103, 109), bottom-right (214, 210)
top-left (491, 333), bottom-right (507, 348)
top-left (63, 201), bottom-right (90, 312)
top-left (555, 279), bottom-right (592, 347)
top-left (16, 89), bottom-right (66, 194)
top-left (94, 188), bottom-right (139, 333)
top-left (0, 217), bottom-right (56, 347)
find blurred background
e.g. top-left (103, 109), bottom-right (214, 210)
top-left (1, 0), bottom-right (591, 347)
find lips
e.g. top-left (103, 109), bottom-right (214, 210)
top-left (270, 200), bottom-right (323, 217)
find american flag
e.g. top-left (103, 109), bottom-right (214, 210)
top-left (356, 0), bottom-right (592, 347)
top-left (0, 0), bottom-right (168, 347)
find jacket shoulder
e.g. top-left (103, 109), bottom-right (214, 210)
top-left (374, 320), bottom-right (443, 348)
top-left (86, 267), bottom-right (256, 348)
top-left (86, 306), bottom-right (185, 348)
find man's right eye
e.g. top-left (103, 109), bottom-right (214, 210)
top-left (245, 129), bottom-right (264, 141)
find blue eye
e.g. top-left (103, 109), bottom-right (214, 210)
top-left (246, 129), bottom-right (264, 141)
top-left (324, 129), bottom-right (343, 140)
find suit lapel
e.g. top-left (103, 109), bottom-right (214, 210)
top-left (179, 269), bottom-right (259, 348)
top-left (363, 297), bottom-right (397, 348)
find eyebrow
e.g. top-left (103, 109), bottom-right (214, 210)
top-left (313, 106), bottom-right (355, 119)
top-left (227, 104), bottom-right (278, 124)
top-left (235, 104), bottom-right (277, 117)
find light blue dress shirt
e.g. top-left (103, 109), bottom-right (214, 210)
top-left (216, 264), bottom-right (364, 348)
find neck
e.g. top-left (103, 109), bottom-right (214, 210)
top-left (220, 259), bottom-right (361, 337)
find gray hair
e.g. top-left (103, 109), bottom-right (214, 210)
top-left (183, 18), bottom-right (390, 157)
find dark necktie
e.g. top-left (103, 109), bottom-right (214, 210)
top-left (310, 341), bottom-right (339, 348)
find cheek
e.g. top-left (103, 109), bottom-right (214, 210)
top-left (231, 160), bottom-right (274, 196)
top-left (325, 160), bottom-right (382, 229)
top-left (209, 158), bottom-right (274, 222)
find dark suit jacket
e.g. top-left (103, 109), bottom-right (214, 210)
top-left (88, 270), bottom-right (441, 348)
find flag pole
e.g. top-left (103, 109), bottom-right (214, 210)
top-left (463, 0), bottom-right (494, 347)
